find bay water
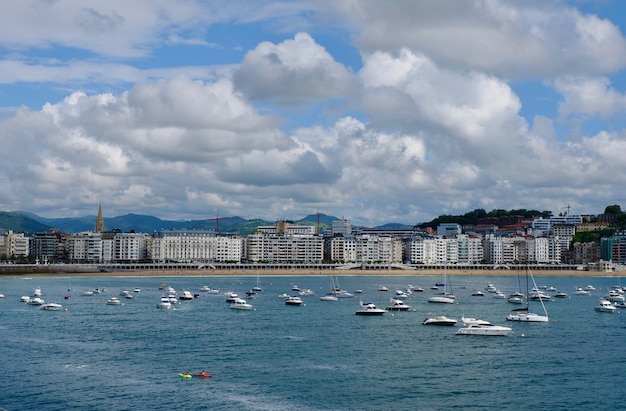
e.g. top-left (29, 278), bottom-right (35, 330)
top-left (1, 274), bottom-right (624, 410)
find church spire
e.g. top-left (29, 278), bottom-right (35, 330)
top-left (95, 201), bottom-right (105, 233)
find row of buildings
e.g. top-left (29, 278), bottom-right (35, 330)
top-left (1, 211), bottom-right (625, 267)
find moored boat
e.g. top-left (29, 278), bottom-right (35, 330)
top-left (40, 302), bottom-right (63, 311)
top-left (456, 324), bottom-right (513, 336)
top-left (594, 299), bottom-right (617, 313)
top-left (422, 315), bottom-right (457, 326)
top-left (230, 297), bottom-right (253, 310)
top-left (355, 301), bottom-right (386, 316)
top-left (385, 298), bottom-right (411, 311)
top-left (156, 296), bottom-right (172, 309)
top-left (285, 296), bottom-right (304, 306)
top-left (107, 297), bottom-right (123, 305)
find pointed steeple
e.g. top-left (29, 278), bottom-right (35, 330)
top-left (95, 201), bottom-right (105, 233)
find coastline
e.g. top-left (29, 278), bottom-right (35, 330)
top-left (3, 268), bottom-right (623, 278)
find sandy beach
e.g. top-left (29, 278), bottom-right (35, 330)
top-left (8, 268), bottom-right (623, 278)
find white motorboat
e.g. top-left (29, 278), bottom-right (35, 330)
top-left (394, 290), bottom-right (410, 299)
top-left (179, 290), bottom-right (194, 300)
top-left (225, 292), bottom-right (239, 303)
top-left (574, 287), bottom-right (591, 295)
top-left (299, 289), bottom-right (315, 296)
top-left (81, 291), bottom-right (94, 296)
top-left (230, 298), bottom-right (253, 310)
top-left (529, 290), bottom-right (551, 301)
top-left (422, 315), bottom-right (457, 326)
top-left (20, 296), bottom-right (31, 303)
top-left (554, 291), bottom-right (568, 298)
top-left (461, 316), bottom-right (492, 326)
top-left (594, 299), bottom-right (617, 313)
top-left (168, 294), bottom-right (178, 304)
top-left (40, 302), bottom-right (63, 311)
top-left (27, 297), bottom-right (45, 306)
top-left (320, 294), bottom-right (338, 301)
top-left (285, 296), bottom-right (304, 306)
top-left (355, 301), bottom-right (386, 316)
top-left (471, 291), bottom-right (485, 296)
top-left (385, 298), bottom-right (411, 311)
top-left (606, 290), bottom-right (625, 303)
top-left (378, 285), bottom-right (389, 291)
top-left (335, 289), bottom-right (354, 298)
top-left (133, 288), bottom-right (141, 293)
top-left (456, 324), bottom-right (513, 336)
top-left (107, 297), bottom-right (123, 305)
top-left (33, 288), bottom-right (42, 297)
top-left (156, 296), bottom-right (172, 309)
top-left (120, 290), bottom-right (133, 299)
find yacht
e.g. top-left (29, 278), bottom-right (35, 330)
top-left (179, 290), bottom-right (194, 301)
top-left (422, 315), bottom-right (457, 326)
top-left (225, 292), bottom-right (239, 303)
top-left (40, 302), bottom-right (63, 311)
top-left (156, 296), bottom-right (172, 309)
top-left (27, 297), bottom-right (45, 306)
top-left (506, 309), bottom-right (548, 322)
top-left (428, 294), bottom-right (455, 304)
top-left (385, 298), bottom-right (411, 311)
top-left (285, 296), bottom-right (304, 306)
top-left (355, 302), bottom-right (386, 316)
top-left (107, 297), bottom-right (123, 305)
top-left (594, 299), bottom-right (617, 313)
top-left (456, 324), bottom-right (513, 336)
top-left (230, 298), bottom-right (253, 310)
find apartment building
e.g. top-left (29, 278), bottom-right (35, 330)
top-left (0, 230), bottom-right (30, 257)
top-left (246, 233), bottom-right (323, 263)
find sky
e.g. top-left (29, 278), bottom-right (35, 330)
top-left (2, 0), bottom-right (626, 227)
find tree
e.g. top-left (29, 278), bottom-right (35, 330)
top-left (604, 205), bottom-right (623, 215)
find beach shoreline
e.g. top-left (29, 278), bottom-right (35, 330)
top-left (2, 268), bottom-right (623, 278)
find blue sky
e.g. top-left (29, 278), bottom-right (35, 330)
top-left (1, 0), bottom-right (626, 226)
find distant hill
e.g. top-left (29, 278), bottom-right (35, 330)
top-left (0, 212), bottom-right (51, 234)
top-left (5, 211), bottom-right (396, 235)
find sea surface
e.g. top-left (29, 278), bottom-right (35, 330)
top-left (1, 274), bottom-right (625, 410)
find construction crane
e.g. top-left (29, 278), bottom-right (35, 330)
top-left (561, 204), bottom-right (571, 216)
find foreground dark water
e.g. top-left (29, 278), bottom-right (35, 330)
top-left (1, 274), bottom-right (624, 410)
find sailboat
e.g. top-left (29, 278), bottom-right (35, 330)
top-left (428, 266), bottom-right (455, 304)
top-left (251, 271), bottom-right (262, 292)
top-left (320, 276), bottom-right (339, 301)
top-left (506, 266), bottom-right (549, 322)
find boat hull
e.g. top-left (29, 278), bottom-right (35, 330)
top-left (456, 325), bottom-right (512, 336)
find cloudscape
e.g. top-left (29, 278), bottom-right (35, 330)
top-left (1, 1), bottom-right (626, 226)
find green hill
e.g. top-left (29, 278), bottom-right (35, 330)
top-left (0, 212), bottom-right (51, 233)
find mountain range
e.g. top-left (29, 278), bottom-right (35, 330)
top-left (0, 211), bottom-right (413, 235)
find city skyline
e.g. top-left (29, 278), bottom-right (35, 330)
top-left (2, 2), bottom-right (626, 227)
